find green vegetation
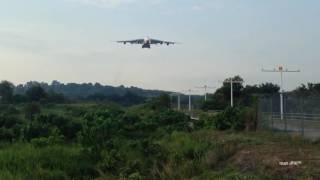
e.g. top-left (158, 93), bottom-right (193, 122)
top-left (0, 80), bottom-right (320, 179)
top-left (0, 98), bottom-right (319, 179)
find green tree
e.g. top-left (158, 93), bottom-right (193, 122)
top-left (243, 83), bottom-right (279, 95)
top-left (202, 76), bottom-right (244, 110)
top-left (0, 81), bottom-right (14, 103)
top-left (147, 94), bottom-right (170, 110)
top-left (26, 86), bottom-right (46, 101)
top-left (24, 103), bottom-right (41, 120)
top-left (214, 107), bottom-right (245, 131)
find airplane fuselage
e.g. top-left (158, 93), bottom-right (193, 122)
top-left (142, 37), bottom-right (151, 48)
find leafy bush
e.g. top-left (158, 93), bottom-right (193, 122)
top-left (0, 114), bottom-right (23, 141)
top-left (0, 128), bottom-right (15, 141)
top-left (31, 128), bottom-right (64, 147)
top-left (214, 107), bottom-right (246, 131)
top-left (24, 103), bottom-right (41, 120)
top-left (198, 113), bottom-right (216, 129)
top-left (36, 114), bottom-right (82, 140)
top-left (97, 149), bottom-right (125, 172)
top-left (146, 94), bottom-right (170, 110)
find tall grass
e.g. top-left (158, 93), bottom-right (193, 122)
top-left (0, 143), bottom-right (87, 179)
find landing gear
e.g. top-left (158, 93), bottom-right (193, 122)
top-left (142, 43), bottom-right (151, 49)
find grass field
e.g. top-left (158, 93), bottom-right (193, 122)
top-left (0, 130), bottom-right (319, 179)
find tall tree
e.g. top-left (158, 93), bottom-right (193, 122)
top-left (26, 86), bottom-right (46, 101)
top-left (203, 76), bottom-right (244, 110)
top-left (243, 83), bottom-right (280, 95)
top-left (0, 81), bottom-right (14, 103)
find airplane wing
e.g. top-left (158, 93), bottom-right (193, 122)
top-left (150, 39), bottom-right (177, 45)
top-left (117, 39), bottom-right (144, 44)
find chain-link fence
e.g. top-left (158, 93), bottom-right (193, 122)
top-left (259, 94), bottom-right (320, 139)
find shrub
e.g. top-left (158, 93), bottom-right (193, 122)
top-left (34, 114), bottom-right (82, 140)
top-left (24, 119), bottom-right (51, 140)
top-left (161, 132), bottom-right (210, 162)
top-left (149, 110), bottom-right (191, 133)
top-left (198, 113), bottom-right (215, 129)
top-left (31, 137), bottom-right (50, 147)
top-left (126, 172), bottom-right (145, 180)
top-left (0, 128), bottom-right (15, 141)
top-left (97, 149), bottom-right (124, 172)
top-left (146, 94), bottom-right (170, 111)
top-left (24, 103), bottom-right (41, 120)
top-left (214, 107), bottom-right (245, 131)
top-left (0, 114), bottom-right (23, 141)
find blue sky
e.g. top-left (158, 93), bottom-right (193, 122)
top-left (0, 0), bottom-right (319, 93)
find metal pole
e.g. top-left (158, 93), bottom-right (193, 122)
top-left (301, 113), bottom-right (305, 137)
top-left (222, 78), bottom-right (242, 107)
top-left (195, 85), bottom-right (215, 102)
top-left (231, 79), bottom-right (234, 107)
top-left (280, 71), bottom-right (284, 120)
top-left (280, 93), bottom-right (284, 120)
top-left (188, 90), bottom-right (192, 111)
top-left (262, 66), bottom-right (299, 120)
top-left (301, 99), bottom-right (305, 137)
top-left (204, 85), bottom-right (207, 101)
top-left (271, 98), bottom-right (274, 130)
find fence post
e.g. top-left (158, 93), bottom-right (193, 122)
top-left (301, 114), bottom-right (305, 137)
top-left (284, 113), bottom-right (287, 132)
top-left (270, 98), bottom-right (273, 131)
top-left (300, 99), bottom-right (303, 137)
top-left (271, 112), bottom-right (274, 130)
top-left (283, 95), bottom-right (287, 133)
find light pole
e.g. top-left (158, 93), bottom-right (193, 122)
top-left (177, 93), bottom-right (181, 110)
top-left (262, 66), bottom-right (300, 120)
top-left (223, 78), bottom-right (243, 107)
top-left (188, 89), bottom-right (192, 111)
top-left (170, 92), bottom-right (181, 111)
top-left (195, 85), bottom-right (215, 101)
top-left (181, 89), bottom-right (194, 111)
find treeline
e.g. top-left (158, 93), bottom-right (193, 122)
top-left (201, 76), bottom-right (280, 110)
top-left (15, 81), bottom-right (167, 99)
top-left (201, 75), bottom-right (320, 110)
top-left (0, 81), bottom-right (59, 104)
top-left (291, 83), bottom-right (320, 96)
top-left (0, 80), bottom-right (170, 106)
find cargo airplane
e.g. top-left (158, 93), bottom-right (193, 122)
top-left (117, 37), bottom-right (178, 48)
